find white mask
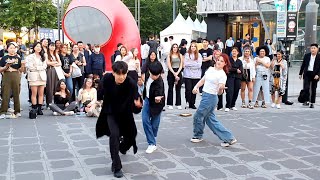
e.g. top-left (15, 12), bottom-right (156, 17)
top-left (94, 48), bottom-right (100, 53)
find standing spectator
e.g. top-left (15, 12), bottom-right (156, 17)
top-left (88, 44), bottom-right (105, 79)
top-left (208, 40), bottom-right (214, 49)
top-left (217, 38), bottom-right (224, 52)
top-left (225, 36), bottom-right (234, 56)
top-left (111, 43), bottom-right (122, 65)
top-left (141, 51), bottom-right (161, 82)
top-left (49, 80), bottom-right (76, 116)
top-left (239, 47), bottom-right (256, 109)
top-left (71, 44), bottom-right (86, 101)
top-left (183, 42), bottom-right (202, 109)
top-left (147, 35), bottom-right (158, 53)
top-left (86, 43), bottom-right (92, 55)
top-left (179, 39), bottom-right (188, 56)
top-left (160, 37), bottom-right (171, 64)
top-left (169, 36), bottom-right (174, 45)
top-left (0, 43), bottom-right (25, 118)
top-left (141, 39), bottom-right (150, 66)
top-left (142, 61), bottom-right (165, 153)
top-left (59, 44), bottom-right (73, 95)
top-left (242, 33), bottom-right (252, 52)
top-left (55, 40), bottom-right (62, 54)
top-left (265, 39), bottom-right (274, 60)
top-left (17, 37), bottom-right (27, 60)
top-left (41, 38), bottom-right (48, 54)
top-left (196, 38), bottom-right (203, 51)
top-left (225, 47), bottom-right (243, 112)
top-left (270, 50), bottom-right (287, 109)
top-left (299, 43), bottom-right (320, 108)
top-left (199, 39), bottom-right (213, 93)
top-left (190, 53), bottom-right (237, 147)
top-left (78, 41), bottom-right (90, 77)
top-left (127, 48), bottom-right (141, 84)
top-left (166, 43), bottom-right (183, 110)
top-left (234, 38), bottom-right (242, 57)
top-left (26, 42), bottom-right (47, 116)
top-left (253, 46), bottom-right (271, 108)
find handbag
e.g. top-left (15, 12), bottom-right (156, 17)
top-left (298, 89), bottom-right (309, 103)
top-left (71, 63), bottom-right (82, 78)
top-left (54, 66), bottom-right (65, 80)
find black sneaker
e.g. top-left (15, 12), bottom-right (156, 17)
top-left (189, 105), bottom-right (197, 109)
top-left (114, 169), bottom-right (124, 178)
top-left (303, 102), bottom-right (310, 106)
top-left (310, 103), bottom-right (314, 108)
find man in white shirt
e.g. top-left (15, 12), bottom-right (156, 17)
top-left (299, 43), bottom-right (320, 108)
top-left (216, 38), bottom-right (224, 52)
top-left (160, 37), bottom-right (171, 68)
top-left (225, 36), bottom-right (234, 56)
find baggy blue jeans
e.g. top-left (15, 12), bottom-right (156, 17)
top-left (193, 92), bottom-right (235, 143)
top-left (142, 98), bottom-right (161, 145)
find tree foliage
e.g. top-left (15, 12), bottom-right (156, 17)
top-left (122, 0), bottom-right (197, 38)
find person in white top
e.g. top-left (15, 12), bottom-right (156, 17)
top-left (160, 37), bottom-right (171, 69)
top-left (216, 38), bottom-right (224, 52)
top-left (140, 39), bottom-right (150, 66)
top-left (239, 47), bottom-right (256, 109)
top-left (127, 48), bottom-right (141, 84)
top-left (253, 46), bottom-right (271, 108)
top-left (225, 36), bottom-right (234, 56)
top-left (190, 53), bottom-right (237, 147)
top-left (115, 46), bottom-right (133, 62)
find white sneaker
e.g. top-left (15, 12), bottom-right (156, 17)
top-left (15, 113), bottom-right (21, 117)
top-left (7, 108), bottom-right (14, 113)
top-left (0, 114), bottom-right (5, 119)
top-left (64, 111), bottom-right (75, 116)
top-left (231, 107), bottom-right (238, 111)
top-left (190, 137), bottom-right (203, 143)
top-left (225, 108), bottom-right (230, 112)
top-left (177, 106), bottom-right (182, 110)
top-left (168, 106), bottom-right (173, 110)
top-left (271, 103), bottom-right (276, 108)
top-left (221, 139), bottom-right (237, 147)
top-left (146, 145), bottom-right (157, 154)
top-left (5, 114), bottom-right (16, 119)
top-left (53, 112), bottom-right (60, 116)
top-left (276, 104), bottom-right (281, 109)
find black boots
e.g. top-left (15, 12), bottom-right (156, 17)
top-left (37, 104), bottom-right (43, 115)
top-left (29, 105), bottom-right (37, 119)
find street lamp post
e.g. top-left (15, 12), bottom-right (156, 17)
top-left (173, 0), bottom-right (176, 22)
top-left (305, 0), bottom-right (319, 53)
top-left (57, 0), bottom-right (61, 41)
top-left (61, 0), bottom-right (65, 43)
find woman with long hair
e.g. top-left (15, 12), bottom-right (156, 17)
top-left (71, 44), bottom-right (86, 101)
top-left (78, 78), bottom-right (98, 117)
top-left (59, 44), bottom-right (73, 95)
top-left (141, 51), bottom-right (162, 82)
top-left (239, 47), bottom-right (256, 109)
top-left (179, 39), bottom-right (188, 56)
top-left (26, 42), bottom-right (47, 116)
top-left (253, 46), bottom-right (271, 108)
top-left (191, 53), bottom-right (237, 147)
top-left (0, 43), bottom-right (25, 118)
top-left (49, 80), bottom-right (77, 116)
top-left (265, 39), bottom-right (274, 61)
top-left (270, 50), bottom-right (287, 109)
top-left (225, 47), bottom-right (243, 112)
top-left (46, 42), bottom-right (61, 107)
top-left (167, 43), bottom-right (184, 110)
top-left (183, 42), bottom-right (202, 109)
top-left (127, 48), bottom-right (141, 83)
top-left (115, 46), bottom-right (132, 62)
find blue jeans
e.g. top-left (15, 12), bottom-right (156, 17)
top-left (65, 76), bottom-right (73, 97)
top-left (193, 92), bottom-right (234, 143)
top-left (142, 98), bottom-right (161, 145)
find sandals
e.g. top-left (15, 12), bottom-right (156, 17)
top-left (241, 102), bottom-right (246, 108)
top-left (261, 101), bottom-right (267, 108)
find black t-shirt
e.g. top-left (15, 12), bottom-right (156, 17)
top-left (147, 40), bottom-right (158, 53)
top-left (199, 48), bottom-right (213, 70)
top-left (60, 54), bottom-right (73, 73)
top-left (179, 47), bottom-right (187, 55)
top-left (0, 55), bottom-right (21, 70)
top-left (0, 49), bottom-right (8, 58)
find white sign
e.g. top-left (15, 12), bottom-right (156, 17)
top-left (275, 0), bottom-right (287, 38)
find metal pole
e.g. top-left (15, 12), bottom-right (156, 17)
top-left (57, 0), bottom-right (61, 41)
top-left (256, 0), bottom-right (271, 40)
top-left (173, 0), bottom-right (176, 22)
top-left (305, 0), bottom-right (319, 53)
top-left (138, 0), bottom-right (141, 30)
top-left (61, 0), bottom-right (65, 43)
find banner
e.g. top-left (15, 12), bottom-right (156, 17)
top-left (286, 12), bottom-right (298, 41)
top-left (275, 0), bottom-right (287, 39)
top-left (39, 28), bottom-right (55, 42)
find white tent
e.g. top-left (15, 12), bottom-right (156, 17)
top-left (201, 20), bottom-right (207, 33)
top-left (186, 16), bottom-right (196, 31)
top-left (194, 18), bottom-right (204, 32)
top-left (160, 13), bottom-right (193, 45)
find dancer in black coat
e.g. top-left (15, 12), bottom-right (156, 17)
top-left (96, 61), bottom-right (142, 178)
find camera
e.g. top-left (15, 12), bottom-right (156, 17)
top-left (263, 74), bottom-right (268, 80)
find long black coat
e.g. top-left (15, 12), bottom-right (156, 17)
top-left (96, 73), bottom-right (140, 154)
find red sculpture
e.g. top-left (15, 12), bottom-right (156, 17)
top-left (62, 0), bottom-right (141, 71)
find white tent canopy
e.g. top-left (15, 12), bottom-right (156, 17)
top-left (186, 16), bottom-right (196, 31)
top-left (194, 18), bottom-right (204, 32)
top-left (201, 20), bottom-right (207, 33)
top-left (160, 13), bottom-right (193, 45)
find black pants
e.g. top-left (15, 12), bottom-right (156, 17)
top-left (217, 95), bottom-right (223, 110)
top-left (226, 77), bottom-right (241, 108)
top-left (303, 71), bottom-right (319, 103)
top-left (184, 78), bottom-right (199, 107)
top-left (92, 69), bottom-right (104, 79)
top-left (72, 76), bottom-right (84, 101)
top-left (107, 115), bottom-right (122, 171)
top-left (167, 69), bottom-right (182, 106)
top-left (127, 70), bottom-right (138, 85)
top-left (226, 47), bottom-right (233, 56)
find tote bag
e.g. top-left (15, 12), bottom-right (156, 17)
top-left (54, 66), bottom-right (66, 80)
top-left (71, 63), bottom-right (82, 78)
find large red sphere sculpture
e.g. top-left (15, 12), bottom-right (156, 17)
top-left (62, 0), bottom-right (141, 71)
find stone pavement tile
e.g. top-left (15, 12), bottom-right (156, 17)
top-left (80, 156), bottom-right (111, 167)
top-left (69, 134), bottom-right (95, 141)
top-left (65, 129), bottom-right (85, 135)
top-left (167, 148), bottom-right (195, 158)
top-left (140, 151), bottom-right (169, 161)
top-left (49, 168), bottom-right (87, 180)
top-left (72, 140), bottom-right (99, 148)
top-left (208, 156), bottom-right (240, 165)
top-left (12, 144), bottom-right (41, 154)
top-left (83, 166), bottom-right (113, 178)
top-left (281, 148), bottom-right (315, 157)
top-left (197, 168), bottom-right (227, 179)
top-left (41, 142), bottom-right (70, 151)
top-left (129, 173), bottom-right (163, 180)
top-left (122, 162), bottom-right (150, 175)
top-left (300, 156), bottom-right (320, 166)
top-left (74, 147), bottom-right (106, 157)
top-left (179, 157), bottom-right (211, 168)
top-left (307, 146), bottom-right (320, 154)
top-left (12, 152), bottom-right (43, 162)
top-left (120, 154), bottom-right (140, 163)
top-left (192, 146), bottom-right (221, 156)
top-left (0, 175), bottom-right (9, 180)
top-left (274, 171), bottom-right (311, 180)
top-left (298, 168), bottom-right (320, 180)
top-left (306, 137), bottom-right (320, 146)
top-left (277, 159), bottom-right (310, 169)
top-left (13, 161), bottom-right (45, 173)
top-left (158, 170), bottom-right (197, 180)
top-left (11, 137), bottom-right (38, 146)
top-left (39, 136), bottom-right (66, 144)
top-left (287, 139), bottom-right (315, 147)
top-left (0, 146), bottom-right (9, 155)
top-left (48, 158), bottom-right (82, 170)
top-left (45, 150), bottom-right (76, 160)
top-left (14, 172), bottom-right (49, 180)
top-left (236, 153), bottom-right (267, 162)
top-left (0, 155), bottom-right (9, 174)
top-left (12, 129), bottom-right (38, 138)
top-left (0, 139), bottom-right (9, 146)
top-left (257, 150), bottom-right (289, 160)
top-left (223, 164), bottom-right (256, 176)
top-left (150, 158), bottom-right (186, 172)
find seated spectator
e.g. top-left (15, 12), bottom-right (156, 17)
top-left (78, 78), bottom-right (99, 117)
top-left (49, 80), bottom-right (77, 116)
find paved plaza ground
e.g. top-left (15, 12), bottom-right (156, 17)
top-left (1, 66), bottom-right (320, 180)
